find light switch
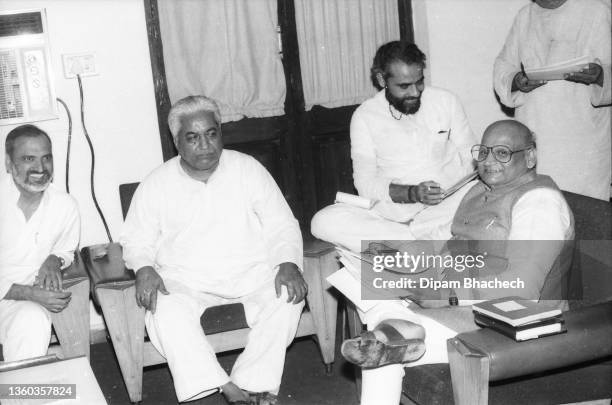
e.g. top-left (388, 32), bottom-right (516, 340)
top-left (62, 53), bottom-right (98, 79)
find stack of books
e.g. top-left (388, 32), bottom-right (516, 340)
top-left (472, 297), bottom-right (567, 341)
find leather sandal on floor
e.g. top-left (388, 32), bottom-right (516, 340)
top-left (341, 330), bottom-right (426, 369)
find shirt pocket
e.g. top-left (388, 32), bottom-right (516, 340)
top-left (430, 128), bottom-right (452, 159)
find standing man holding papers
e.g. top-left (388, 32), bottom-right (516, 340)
top-left (494, 0), bottom-right (611, 200)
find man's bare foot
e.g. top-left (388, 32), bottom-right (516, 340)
top-left (221, 382), bottom-right (250, 404)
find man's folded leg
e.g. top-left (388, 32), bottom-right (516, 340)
top-left (145, 282), bottom-right (230, 402)
top-left (0, 300), bottom-right (51, 362)
top-left (311, 203), bottom-right (416, 252)
top-left (231, 283), bottom-right (304, 396)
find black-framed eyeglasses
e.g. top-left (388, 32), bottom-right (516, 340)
top-left (471, 144), bottom-right (534, 163)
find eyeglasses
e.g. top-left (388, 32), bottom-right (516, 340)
top-left (471, 144), bottom-right (534, 163)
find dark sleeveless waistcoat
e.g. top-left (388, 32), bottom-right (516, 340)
top-left (446, 172), bottom-right (573, 306)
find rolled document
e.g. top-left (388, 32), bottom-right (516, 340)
top-left (444, 171), bottom-right (478, 199)
top-left (335, 192), bottom-right (376, 209)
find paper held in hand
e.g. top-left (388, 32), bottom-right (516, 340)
top-left (335, 192), bottom-right (376, 209)
top-left (524, 56), bottom-right (590, 81)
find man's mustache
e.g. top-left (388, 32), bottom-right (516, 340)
top-left (26, 170), bottom-right (51, 179)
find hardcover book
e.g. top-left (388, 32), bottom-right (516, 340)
top-left (472, 296), bottom-right (562, 327)
top-left (473, 312), bottom-right (566, 341)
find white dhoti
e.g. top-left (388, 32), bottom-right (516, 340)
top-left (357, 300), bottom-right (465, 405)
top-left (0, 300), bottom-right (52, 362)
top-left (145, 278), bottom-right (304, 402)
top-left (311, 183), bottom-right (474, 252)
top-left (311, 204), bottom-right (417, 252)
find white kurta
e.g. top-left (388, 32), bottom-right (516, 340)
top-left (121, 150), bottom-right (303, 298)
top-left (119, 150), bottom-right (303, 401)
top-left (0, 176), bottom-right (80, 361)
top-left (312, 87), bottom-right (477, 250)
top-left (494, 0), bottom-right (612, 200)
top-left (357, 187), bottom-right (573, 405)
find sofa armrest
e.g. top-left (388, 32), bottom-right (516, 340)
top-left (451, 301), bottom-right (612, 382)
top-left (80, 243), bottom-right (135, 304)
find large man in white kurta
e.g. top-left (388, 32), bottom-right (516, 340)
top-left (0, 125), bottom-right (80, 362)
top-left (312, 41), bottom-right (477, 252)
top-left (120, 96), bottom-right (306, 404)
top-left (494, 0), bottom-right (611, 200)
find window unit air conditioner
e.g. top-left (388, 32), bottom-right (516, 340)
top-left (0, 9), bottom-right (57, 126)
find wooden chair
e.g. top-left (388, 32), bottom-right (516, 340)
top-left (0, 254), bottom-right (90, 362)
top-left (81, 183), bottom-right (339, 403)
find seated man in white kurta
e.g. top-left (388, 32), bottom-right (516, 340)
top-left (0, 124), bottom-right (80, 362)
top-left (312, 41), bottom-right (478, 252)
top-left (120, 96), bottom-right (306, 405)
top-left (341, 120), bottom-right (573, 405)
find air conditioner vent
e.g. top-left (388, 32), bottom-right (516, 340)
top-left (0, 9), bottom-right (56, 125)
top-left (0, 50), bottom-right (24, 119)
top-left (0, 12), bottom-right (44, 38)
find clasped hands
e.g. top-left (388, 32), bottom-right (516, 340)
top-left (30, 255), bottom-right (71, 313)
top-left (512, 62), bottom-right (603, 93)
top-left (135, 262), bottom-right (307, 314)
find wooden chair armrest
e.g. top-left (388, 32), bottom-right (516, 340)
top-left (80, 243), bottom-right (135, 304)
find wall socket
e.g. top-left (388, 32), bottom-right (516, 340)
top-left (62, 53), bottom-right (98, 79)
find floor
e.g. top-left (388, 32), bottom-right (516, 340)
top-left (90, 320), bottom-right (361, 405)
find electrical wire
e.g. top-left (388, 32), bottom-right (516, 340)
top-left (77, 74), bottom-right (114, 243)
top-left (56, 97), bottom-right (72, 193)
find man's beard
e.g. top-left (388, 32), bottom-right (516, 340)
top-left (386, 89), bottom-right (421, 115)
top-left (12, 169), bottom-right (52, 193)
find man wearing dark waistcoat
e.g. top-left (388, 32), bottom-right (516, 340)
top-left (340, 119), bottom-right (574, 405)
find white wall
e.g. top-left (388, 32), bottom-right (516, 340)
top-left (413, 0), bottom-right (529, 137)
top-left (0, 0), bottom-right (163, 247)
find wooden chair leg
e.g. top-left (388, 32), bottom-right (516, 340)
top-left (51, 278), bottom-right (90, 360)
top-left (97, 285), bottom-right (145, 403)
top-left (303, 249), bottom-right (339, 374)
top-left (345, 300), bottom-right (363, 339)
top-left (447, 337), bottom-right (490, 405)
